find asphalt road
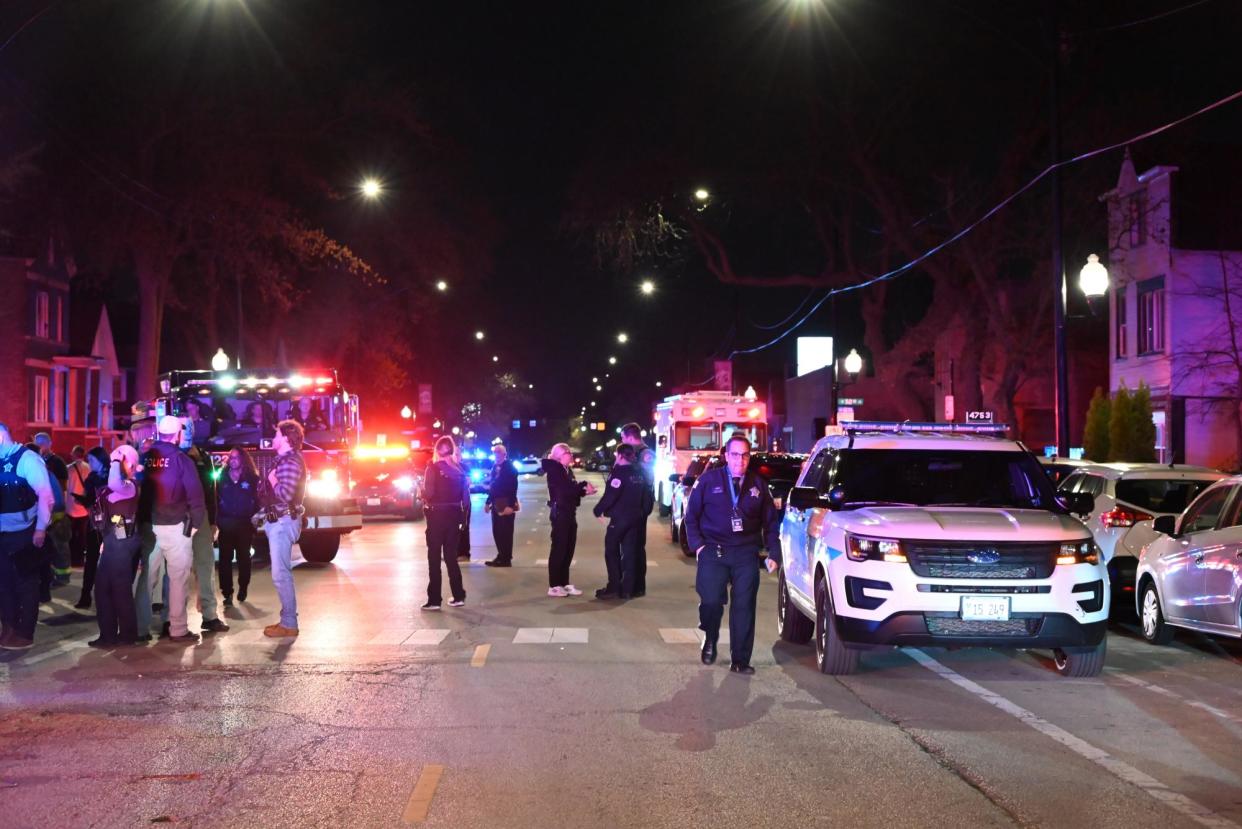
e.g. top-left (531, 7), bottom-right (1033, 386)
top-left (3, 473), bottom-right (1242, 828)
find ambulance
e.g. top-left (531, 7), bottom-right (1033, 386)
top-left (148, 368), bottom-right (363, 562)
top-left (651, 390), bottom-right (767, 516)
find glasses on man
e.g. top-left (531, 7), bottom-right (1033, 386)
top-left (725, 451), bottom-right (751, 459)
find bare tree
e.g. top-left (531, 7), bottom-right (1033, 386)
top-left (1176, 251), bottom-right (1242, 466)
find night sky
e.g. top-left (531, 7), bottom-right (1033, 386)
top-left (3, 0), bottom-right (1240, 433)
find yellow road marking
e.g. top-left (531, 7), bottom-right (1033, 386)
top-left (402, 764), bottom-right (445, 824)
top-left (471, 644), bottom-right (490, 667)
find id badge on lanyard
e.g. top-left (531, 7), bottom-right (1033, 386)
top-left (726, 474), bottom-right (744, 533)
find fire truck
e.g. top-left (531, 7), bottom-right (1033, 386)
top-left (149, 369), bottom-right (363, 562)
top-left (651, 390), bottom-right (768, 516)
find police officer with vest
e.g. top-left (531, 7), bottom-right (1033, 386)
top-left (683, 433), bottom-right (780, 674)
top-left (617, 423), bottom-right (655, 597)
top-left (592, 443), bottom-right (652, 599)
top-left (0, 422), bottom-right (55, 650)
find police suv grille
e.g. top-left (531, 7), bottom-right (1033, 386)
top-left (904, 542), bottom-right (1058, 580)
top-left (925, 617), bottom-right (1042, 637)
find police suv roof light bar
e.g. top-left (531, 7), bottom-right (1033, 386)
top-left (844, 421), bottom-right (1011, 435)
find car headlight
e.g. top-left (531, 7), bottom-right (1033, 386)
top-left (394, 476), bottom-right (414, 493)
top-left (845, 534), bottom-right (907, 563)
top-left (307, 470), bottom-right (342, 499)
top-left (1057, 539), bottom-right (1099, 565)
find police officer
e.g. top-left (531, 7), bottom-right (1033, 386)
top-left (484, 444), bottom-right (519, 567)
top-left (618, 423), bottom-right (655, 597)
top-left (0, 422), bottom-right (55, 650)
top-left (683, 433), bottom-right (780, 674)
top-left (90, 445), bottom-right (143, 648)
top-left (541, 443), bottom-right (595, 597)
top-left (422, 436), bottom-right (469, 610)
top-left (138, 415), bottom-right (207, 643)
top-left (592, 443), bottom-right (651, 599)
top-left (180, 420), bottom-right (228, 634)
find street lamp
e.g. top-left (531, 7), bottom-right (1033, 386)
top-left (694, 188), bottom-right (710, 202)
top-left (492, 355), bottom-right (499, 363)
top-left (211, 348), bottom-right (229, 372)
top-left (435, 280), bottom-right (448, 292)
top-left (475, 331), bottom-right (485, 341)
top-left (608, 356), bottom-right (617, 365)
top-left (1079, 254), bottom-right (1109, 298)
top-left (829, 349), bottom-right (864, 426)
top-left (655, 381), bottom-right (662, 388)
top-left (361, 178), bottom-right (383, 199)
top-left (640, 280), bottom-right (655, 296)
top-left (617, 332), bottom-right (628, 344)
top-left (400, 405), bottom-right (413, 419)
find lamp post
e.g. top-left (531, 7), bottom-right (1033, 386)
top-left (829, 349), bottom-right (863, 426)
top-left (211, 348), bottom-right (229, 372)
top-left (400, 405), bottom-right (413, 420)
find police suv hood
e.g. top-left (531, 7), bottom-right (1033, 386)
top-left (846, 506), bottom-right (1091, 542)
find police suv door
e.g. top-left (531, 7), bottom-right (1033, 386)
top-left (782, 449), bottom-right (832, 594)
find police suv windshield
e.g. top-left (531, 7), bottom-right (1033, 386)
top-left (833, 449), bottom-right (1061, 511)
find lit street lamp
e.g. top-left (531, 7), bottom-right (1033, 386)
top-left (361, 178), bottom-right (383, 199)
top-left (1079, 254), bottom-right (1109, 298)
top-left (492, 355), bottom-right (499, 363)
top-left (829, 349), bottom-right (864, 426)
top-left (655, 381), bottom-right (662, 388)
top-left (694, 188), bottom-right (710, 202)
top-left (211, 348), bottom-right (229, 371)
top-left (617, 332), bottom-right (628, 344)
top-left (608, 356), bottom-right (617, 365)
top-left (640, 280), bottom-right (655, 296)
top-left (435, 280), bottom-right (448, 292)
top-left (475, 331), bottom-right (485, 341)
top-left (400, 405), bottom-right (413, 419)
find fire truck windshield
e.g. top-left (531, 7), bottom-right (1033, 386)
top-left (721, 422), bottom-right (767, 448)
top-left (674, 423), bottom-right (720, 451)
top-left (186, 392), bottom-right (350, 449)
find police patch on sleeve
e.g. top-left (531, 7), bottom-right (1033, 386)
top-left (610, 477), bottom-right (622, 489)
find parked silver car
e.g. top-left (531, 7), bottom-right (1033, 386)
top-left (1135, 476), bottom-right (1242, 643)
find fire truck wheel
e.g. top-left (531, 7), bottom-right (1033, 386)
top-left (299, 534), bottom-right (341, 563)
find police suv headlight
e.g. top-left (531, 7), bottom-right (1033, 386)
top-left (845, 534), bottom-right (907, 563)
top-left (393, 476), bottom-right (415, 493)
top-left (1057, 539), bottom-right (1099, 566)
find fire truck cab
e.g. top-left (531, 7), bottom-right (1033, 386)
top-left (652, 391), bottom-right (768, 517)
top-left (150, 368), bottom-right (363, 562)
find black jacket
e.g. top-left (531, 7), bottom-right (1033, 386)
top-left (542, 459), bottom-right (586, 513)
top-left (593, 463), bottom-right (651, 525)
top-left (423, 460), bottom-right (470, 509)
top-left (217, 470), bottom-right (261, 524)
top-left (684, 465), bottom-right (781, 563)
top-left (486, 458), bottom-right (519, 510)
top-left (138, 441), bottom-right (207, 529)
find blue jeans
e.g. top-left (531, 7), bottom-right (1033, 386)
top-left (267, 516), bottom-right (300, 628)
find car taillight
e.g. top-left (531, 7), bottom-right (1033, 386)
top-left (1099, 507), bottom-right (1153, 529)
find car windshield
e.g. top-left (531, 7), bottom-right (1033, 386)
top-left (749, 455), bottom-right (805, 484)
top-left (834, 449), bottom-right (1060, 510)
top-left (1115, 478), bottom-right (1216, 514)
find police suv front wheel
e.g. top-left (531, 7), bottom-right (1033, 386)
top-left (814, 576), bottom-right (858, 675)
top-left (1052, 638), bottom-right (1106, 678)
top-left (777, 569), bottom-right (813, 644)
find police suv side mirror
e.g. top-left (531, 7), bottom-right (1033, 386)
top-left (1062, 492), bottom-right (1094, 515)
top-left (788, 486), bottom-right (832, 511)
top-left (681, 474), bottom-right (697, 487)
top-left (1153, 515), bottom-right (1178, 537)
top-left (668, 473), bottom-right (682, 483)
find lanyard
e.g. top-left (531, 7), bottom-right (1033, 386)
top-left (725, 471), bottom-right (741, 516)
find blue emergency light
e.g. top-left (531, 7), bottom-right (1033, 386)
top-left (470, 469), bottom-right (484, 482)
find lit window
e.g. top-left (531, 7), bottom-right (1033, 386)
top-left (1115, 285), bottom-right (1127, 359)
top-left (1137, 277), bottom-right (1165, 355)
top-left (33, 375), bottom-right (49, 423)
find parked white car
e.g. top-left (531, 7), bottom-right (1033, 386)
top-left (1057, 463), bottom-right (1224, 608)
top-left (1136, 476), bottom-right (1242, 644)
top-left (777, 424), bottom-right (1109, 678)
top-left (511, 456), bottom-right (542, 476)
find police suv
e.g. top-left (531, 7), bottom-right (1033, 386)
top-left (776, 423), bottom-right (1108, 677)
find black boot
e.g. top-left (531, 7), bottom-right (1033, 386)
top-left (701, 637), bottom-right (718, 665)
top-left (74, 593), bottom-right (92, 610)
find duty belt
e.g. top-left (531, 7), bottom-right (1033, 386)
top-left (252, 504), bottom-right (306, 528)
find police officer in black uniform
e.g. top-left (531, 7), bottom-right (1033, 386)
top-left (592, 444), bottom-right (652, 599)
top-left (683, 433), bottom-right (780, 674)
top-left (617, 423), bottom-right (655, 597)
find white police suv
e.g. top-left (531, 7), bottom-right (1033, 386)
top-left (776, 423), bottom-right (1108, 677)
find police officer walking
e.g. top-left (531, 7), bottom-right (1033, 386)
top-left (484, 444), bottom-right (519, 567)
top-left (592, 444), bottom-right (651, 599)
top-left (422, 436), bottom-right (469, 610)
top-left (617, 423), bottom-right (655, 597)
top-left (139, 416), bottom-right (207, 644)
top-left (90, 445), bottom-right (143, 648)
top-left (0, 423), bottom-right (55, 650)
top-left (683, 434), bottom-right (780, 674)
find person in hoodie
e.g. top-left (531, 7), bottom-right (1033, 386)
top-left (138, 416), bottom-right (206, 644)
top-left (541, 442), bottom-right (596, 598)
top-left (90, 445), bottom-right (143, 647)
top-left (420, 436), bottom-right (469, 611)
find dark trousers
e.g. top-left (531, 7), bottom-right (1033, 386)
top-left (426, 508), bottom-right (465, 604)
top-left (69, 515), bottom-right (89, 567)
top-left (80, 528), bottom-right (101, 601)
top-left (95, 531), bottom-right (141, 643)
top-left (0, 527), bottom-right (42, 641)
top-left (604, 521), bottom-right (641, 595)
top-left (634, 516), bottom-right (648, 594)
top-left (548, 510), bottom-right (578, 588)
top-left (217, 521), bottom-right (255, 599)
top-left (696, 545), bottom-right (762, 665)
top-left (456, 499), bottom-right (472, 557)
top-left (491, 510), bottom-right (515, 563)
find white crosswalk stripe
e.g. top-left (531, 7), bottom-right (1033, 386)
top-left (512, 627), bottom-right (589, 644)
top-left (659, 627), bottom-right (728, 645)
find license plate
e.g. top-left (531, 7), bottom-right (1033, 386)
top-left (367, 498), bottom-right (382, 507)
top-left (961, 596), bottom-right (1010, 621)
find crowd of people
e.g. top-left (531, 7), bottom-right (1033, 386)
top-left (2, 415), bottom-right (779, 673)
top-left (0, 413), bottom-right (308, 651)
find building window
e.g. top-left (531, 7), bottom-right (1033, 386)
top-left (1137, 276), bottom-right (1165, 355)
top-left (35, 291), bottom-right (49, 338)
top-left (1128, 192), bottom-right (1147, 246)
top-left (55, 296), bottom-right (64, 342)
top-left (1115, 285), bottom-right (1128, 359)
top-left (33, 375), bottom-right (49, 423)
